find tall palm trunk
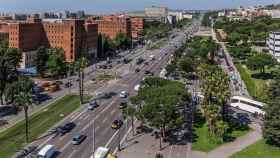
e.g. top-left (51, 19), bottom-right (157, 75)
top-left (78, 69), bottom-right (83, 104)
top-left (131, 115), bottom-right (135, 136)
top-left (24, 106), bottom-right (29, 142)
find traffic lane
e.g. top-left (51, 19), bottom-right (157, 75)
top-left (58, 101), bottom-right (122, 158)
top-left (54, 73), bottom-right (140, 157)
top-left (33, 96), bottom-right (116, 149)
top-left (62, 75), bottom-right (142, 158)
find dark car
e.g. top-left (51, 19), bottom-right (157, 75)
top-left (111, 120), bottom-right (123, 129)
top-left (136, 58), bottom-right (145, 65)
top-left (58, 122), bottom-right (76, 136)
top-left (135, 68), bottom-right (140, 73)
top-left (144, 62), bottom-right (149, 65)
top-left (64, 82), bottom-right (73, 88)
top-left (88, 100), bottom-right (99, 110)
top-left (144, 70), bottom-right (151, 75)
top-left (71, 134), bottom-right (87, 145)
top-left (119, 101), bottom-right (127, 109)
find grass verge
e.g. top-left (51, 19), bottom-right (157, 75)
top-left (192, 112), bottom-right (249, 152)
top-left (0, 94), bottom-right (90, 158)
top-left (230, 139), bottom-right (280, 158)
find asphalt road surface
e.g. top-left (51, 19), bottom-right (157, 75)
top-left (30, 21), bottom-right (200, 158)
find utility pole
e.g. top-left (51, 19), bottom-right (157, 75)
top-left (93, 119), bottom-right (95, 154)
top-left (118, 130), bottom-right (121, 151)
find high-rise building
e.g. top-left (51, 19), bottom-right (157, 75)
top-left (267, 31), bottom-right (280, 62)
top-left (9, 17), bottom-right (98, 68)
top-left (90, 16), bottom-right (131, 39)
top-left (130, 17), bottom-right (144, 39)
top-left (145, 6), bottom-right (168, 22)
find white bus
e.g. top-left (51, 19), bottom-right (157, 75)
top-left (230, 96), bottom-right (265, 115)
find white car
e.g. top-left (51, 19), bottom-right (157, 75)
top-left (119, 91), bottom-right (128, 98)
top-left (134, 84), bottom-right (140, 91)
top-left (37, 144), bottom-right (56, 158)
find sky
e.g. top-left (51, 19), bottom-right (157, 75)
top-left (0, 0), bottom-right (279, 14)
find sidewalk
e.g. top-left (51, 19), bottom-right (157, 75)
top-left (190, 123), bottom-right (262, 158)
top-left (117, 126), bottom-right (190, 158)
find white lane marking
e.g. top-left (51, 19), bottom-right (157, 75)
top-left (61, 141), bottom-right (71, 151)
top-left (83, 114), bottom-right (90, 120)
top-left (37, 135), bottom-right (53, 148)
top-left (113, 120), bottom-right (132, 154)
top-left (105, 130), bottom-right (119, 148)
top-left (68, 150), bottom-right (78, 158)
top-left (95, 125), bottom-right (100, 131)
top-left (168, 145), bottom-right (173, 158)
top-left (102, 117), bottom-right (108, 124)
top-left (59, 135), bottom-right (65, 141)
top-left (94, 98), bottom-right (118, 119)
top-left (81, 119), bottom-right (93, 132)
top-left (71, 109), bottom-right (86, 122)
top-left (110, 108), bottom-right (116, 115)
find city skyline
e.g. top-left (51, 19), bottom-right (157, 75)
top-left (0, 0), bottom-right (279, 14)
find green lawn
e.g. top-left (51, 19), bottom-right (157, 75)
top-left (0, 94), bottom-right (90, 158)
top-left (235, 63), bottom-right (269, 101)
top-left (230, 140), bottom-right (280, 158)
top-left (192, 112), bottom-right (249, 152)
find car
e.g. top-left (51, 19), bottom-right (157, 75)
top-left (136, 58), bottom-right (145, 65)
top-left (55, 80), bottom-right (63, 85)
top-left (58, 122), bottom-right (76, 136)
top-left (71, 134), bottom-right (87, 145)
top-left (64, 82), bottom-right (72, 88)
top-left (37, 144), bottom-right (56, 158)
top-left (88, 100), bottom-right (99, 110)
top-left (119, 91), bottom-right (128, 98)
top-left (107, 64), bottom-right (112, 69)
top-left (135, 68), bottom-right (140, 73)
top-left (144, 70), bottom-right (151, 75)
top-left (111, 120), bottom-right (123, 129)
top-left (119, 101), bottom-right (127, 109)
top-left (144, 62), bottom-right (149, 65)
top-left (134, 84), bottom-right (140, 91)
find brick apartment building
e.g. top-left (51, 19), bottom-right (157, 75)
top-left (0, 23), bottom-right (9, 42)
top-left (87, 15), bottom-right (144, 40)
top-left (89, 16), bottom-right (131, 39)
top-left (130, 17), bottom-right (144, 39)
top-left (9, 17), bottom-right (98, 68)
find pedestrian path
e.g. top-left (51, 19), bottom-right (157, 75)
top-left (190, 123), bottom-right (262, 158)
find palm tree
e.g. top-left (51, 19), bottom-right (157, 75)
top-left (13, 76), bottom-right (34, 142)
top-left (76, 57), bottom-right (89, 104)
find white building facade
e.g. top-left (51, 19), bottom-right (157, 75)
top-left (267, 31), bottom-right (280, 62)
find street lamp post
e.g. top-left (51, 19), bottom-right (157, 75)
top-left (93, 119), bottom-right (95, 154)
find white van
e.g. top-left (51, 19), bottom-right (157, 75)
top-left (93, 147), bottom-right (109, 158)
top-left (37, 144), bottom-right (56, 158)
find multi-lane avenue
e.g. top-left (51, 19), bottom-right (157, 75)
top-left (30, 20), bottom-right (200, 158)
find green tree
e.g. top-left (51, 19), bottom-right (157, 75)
top-left (132, 77), bottom-right (185, 150)
top-left (114, 32), bottom-right (131, 50)
top-left (46, 48), bottom-right (66, 78)
top-left (165, 63), bottom-right (177, 76)
top-left (13, 76), bottom-right (34, 142)
top-left (0, 41), bottom-right (21, 104)
top-left (36, 46), bottom-right (48, 77)
top-left (179, 57), bottom-right (195, 73)
top-left (228, 32), bottom-right (241, 46)
top-left (246, 53), bottom-right (277, 73)
top-left (263, 99), bottom-right (280, 147)
top-left (123, 105), bottom-right (137, 135)
top-left (76, 57), bottom-right (89, 104)
top-left (216, 120), bottom-right (229, 143)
